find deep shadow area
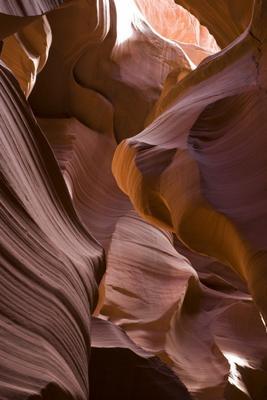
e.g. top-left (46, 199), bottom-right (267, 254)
top-left (89, 347), bottom-right (192, 399)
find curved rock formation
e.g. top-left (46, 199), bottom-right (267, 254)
top-left (90, 317), bottom-right (192, 399)
top-left (1, 0), bottom-right (267, 399)
top-left (113, 0), bottom-right (267, 325)
top-left (0, 59), bottom-right (105, 399)
top-left (1, 16), bottom-right (52, 97)
top-left (136, 0), bottom-right (220, 65)
top-left (0, 0), bottom-right (64, 39)
top-left (0, 0), bottom-right (64, 16)
top-left (29, 0), bottom-right (195, 142)
top-left (174, 0), bottom-right (254, 48)
top-left (111, 0), bottom-right (267, 396)
top-left (37, 117), bottom-right (131, 250)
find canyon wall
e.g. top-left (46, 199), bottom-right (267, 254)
top-left (1, 1), bottom-right (266, 399)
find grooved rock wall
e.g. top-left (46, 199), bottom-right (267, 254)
top-left (0, 1), bottom-right (266, 399)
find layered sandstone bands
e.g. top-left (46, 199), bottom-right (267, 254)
top-left (112, 0), bottom-right (267, 324)
top-left (175, 0), bottom-right (254, 48)
top-left (0, 0), bottom-right (64, 16)
top-left (1, 1), bottom-right (267, 399)
top-left (0, 59), bottom-right (105, 399)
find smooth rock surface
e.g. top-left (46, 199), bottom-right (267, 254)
top-left (1, 1), bottom-right (267, 399)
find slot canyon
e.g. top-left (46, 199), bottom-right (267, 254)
top-left (0, 0), bottom-right (267, 399)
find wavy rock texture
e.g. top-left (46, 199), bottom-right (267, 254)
top-left (111, 0), bottom-right (267, 398)
top-left (30, 0), bottom-right (196, 141)
top-left (1, 0), bottom-right (267, 400)
top-left (1, 16), bottom-right (52, 97)
top-left (0, 59), bottom-right (105, 399)
top-left (0, 0), bottom-right (64, 39)
top-left (112, 0), bottom-right (267, 320)
top-left (90, 317), bottom-right (191, 399)
top-left (37, 117), bottom-right (131, 251)
top-left (0, 0), bottom-right (64, 16)
top-left (136, 0), bottom-right (220, 65)
top-left (174, 0), bottom-right (254, 48)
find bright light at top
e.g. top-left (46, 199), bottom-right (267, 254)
top-left (114, 0), bottom-right (142, 45)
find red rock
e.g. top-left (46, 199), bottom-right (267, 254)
top-left (1, 1), bottom-right (267, 399)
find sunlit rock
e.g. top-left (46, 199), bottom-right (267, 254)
top-left (1, 1), bottom-right (267, 399)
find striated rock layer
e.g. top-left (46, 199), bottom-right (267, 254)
top-left (175, 0), bottom-right (254, 48)
top-left (112, 0), bottom-right (267, 325)
top-left (0, 60), bottom-right (105, 399)
top-left (1, 0), bottom-right (267, 399)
